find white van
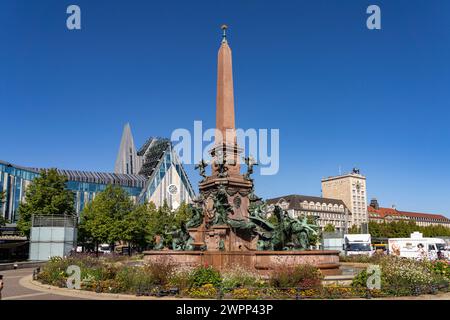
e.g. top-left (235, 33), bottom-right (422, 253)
top-left (388, 232), bottom-right (444, 260)
top-left (98, 244), bottom-right (111, 254)
top-left (343, 234), bottom-right (373, 256)
top-left (434, 238), bottom-right (450, 260)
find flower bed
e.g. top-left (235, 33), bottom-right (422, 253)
top-left (36, 254), bottom-right (449, 299)
top-left (351, 256), bottom-right (449, 296)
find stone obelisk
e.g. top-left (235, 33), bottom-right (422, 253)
top-left (196, 25), bottom-right (255, 251)
top-left (213, 25), bottom-right (240, 176)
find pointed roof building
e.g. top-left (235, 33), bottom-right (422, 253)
top-left (114, 123), bottom-right (141, 175)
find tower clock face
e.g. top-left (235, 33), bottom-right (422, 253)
top-left (167, 184), bottom-right (178, 195)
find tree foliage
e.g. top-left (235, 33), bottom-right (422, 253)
top-left (307, 216), bottom-right (320, 246)
top-left (324, 223), bottom-right (336, 232)
top-left (0, 191), bottom-right (7, 227)
top-left (348, 225), bottom-right (361, 234)
top-left (0, 215), bottom-right (7, 227)
top-left (122, 202), bottom-right (154, 250)
top-left (79, 185), bottom-right (194, 251)
top-left (79, 185), bottom-right (134, 247)
top-left (0, 190), bottom-right (5, 205)
top-left (369, 220), bottom-right (450, 238)
top-left (146, 200), bottom-right (192, 248)
top-left (17, 169), bottom-right (75, 237)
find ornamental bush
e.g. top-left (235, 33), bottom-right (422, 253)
top-left (380, 256), bottom-right (444, 295)
top-left (168, 269), bottom-right (192, 289)
top-left (340, 252), bottom-right (384, 264)
top-left (188, 266), bottom-right (222, 288)
top-left (185, 283), bottom-right (218, 298)
top-left (429, 260), bottom-right (450, 281)
top-left (221, 266), bottom-right (266, 290)
top-left (113, 266), bottom-right (150, 293)
top-left (351, 256), bottom-right (449, 296)
top-left (37, 255), bottom-right (449, 298)
top-left (269, 264), bottom-right (323, 289)
top-left (143, 258), bottom-right (176, 286)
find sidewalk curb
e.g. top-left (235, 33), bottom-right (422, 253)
top-left (20, 275), bottom-right (192, 300)
top-left (0, 261), bottom-right (46, 271)
top-left (19, 275), bottom-right (450, 300)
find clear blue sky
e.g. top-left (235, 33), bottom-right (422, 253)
top-left (1, 1), bottom-right (449, 217)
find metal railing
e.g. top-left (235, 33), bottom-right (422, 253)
top-left (32, 215), bottom-right (77, 228)
top-left (32, 265), bottom-right (449, 299)
top-left (133, 282), bottom-right (449, 300)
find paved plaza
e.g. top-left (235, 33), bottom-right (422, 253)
top-left (1, 268), bottom-right (85, 300)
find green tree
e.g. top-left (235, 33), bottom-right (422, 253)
top-left (17, 169), bottom-right (75, 237)
top-left (307, 216), bottom-right (320, 246)
top-left (0, 191), bottom-right (7, 228)
top-left (323, 223), bottom-right (335, 233)
top-left (80, 185), bottom-right (134, 252)
top-left (368, 221), bottom-right (380, 237)
top-left (147, 200), bottom-right (176, 247)
top-left (367, 220), bottom-right (450, 238)
top-left (122, 203), bottom-right (154, 252)
top-left (348, 225), bottom-right (360, 234)
top-left (173, 202), bottom-right (191, 228)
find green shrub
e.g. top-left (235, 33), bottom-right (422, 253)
top-left (114, 266), bottom-right (154, 293)
top-left (340, 253), bottom-right (384, 264)
top-left (351, 256), bottom-right (449, 296)
top-left (185, 283), bottom-right (218, 298)
top-left (143, 258), bottom-right (175, 286)
top-left (189, 266), bottom-right (222, 288)
top-left (37, 256), bottom-right (72, 287)
top-left (221, 266), bottom-right (266, 290)
top-left (269, 264), bottom-right (323, 289)
top-left (351, 269), bottom-right (368, 288)
top-left (430, 260), bottom-right (450, 281)
top-left (168, 269), bottom-right (192, 290)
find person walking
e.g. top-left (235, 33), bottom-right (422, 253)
top-left (0, 275), bottom-right (4, 300)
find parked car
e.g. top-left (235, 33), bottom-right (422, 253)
top-left (98, 244), bottom-right (111, 254)
top-left (114, 245), bottom-right (130, 255)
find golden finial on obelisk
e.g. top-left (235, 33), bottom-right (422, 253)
top-left (221, 24), bottom-right (228, 43)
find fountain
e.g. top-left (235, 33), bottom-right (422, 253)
top-left (143, 26), bottom-right (340, 275)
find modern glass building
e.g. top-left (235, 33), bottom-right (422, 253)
top-left (0, 125), bottom-right (195, 225)
top-left (0, 160), bottom-right (40, 223)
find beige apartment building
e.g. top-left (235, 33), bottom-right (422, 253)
top-left (368, 199), bottom-right (450, 228)
top-left (266, 195), bottom-right (351, 232)
top-left (321, 168), bottom-right (368, 230)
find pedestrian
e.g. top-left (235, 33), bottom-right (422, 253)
top-left (0, 274), bottom-right (4, 300)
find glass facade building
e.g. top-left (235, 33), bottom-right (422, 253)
top-left (0, 143), bottom-right (195, 224)
top-left (0, 161), bottom-right (40, 223)
top-left (138, 143), bottom-right (195, 207)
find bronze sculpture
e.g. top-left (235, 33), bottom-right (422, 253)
top-left (195, 159), bottom-right (208, 181)
top-left (243, 156), bottom-right (258, 180)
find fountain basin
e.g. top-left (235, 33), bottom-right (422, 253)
top-left (143, 250), bottom-right (341, 275)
